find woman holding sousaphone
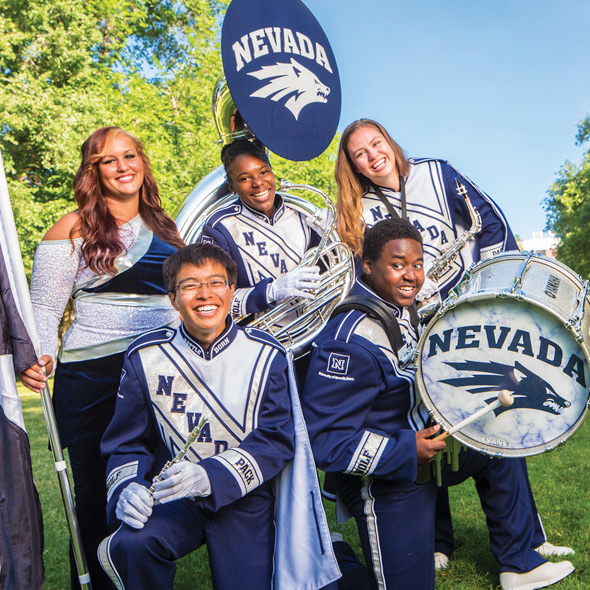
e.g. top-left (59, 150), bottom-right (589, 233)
top-left (333, 118), bottom-right (574, 578)
top-left (198, 138), bottom-right (323, 321)
top-left (195, 137), bottom-right (355, 372)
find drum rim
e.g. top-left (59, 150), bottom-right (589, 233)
top-left (416, 295), bottom-right (590, 458)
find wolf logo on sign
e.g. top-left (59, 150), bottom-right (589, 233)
top-left (248, 58), bottom-right (330, 120)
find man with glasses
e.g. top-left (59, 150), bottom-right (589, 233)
top-left (98, 243), bottom-right (338, 590)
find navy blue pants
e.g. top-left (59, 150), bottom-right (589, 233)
top-left (338, 476), bottom-right (437, 590)
top-left (99, 484), bottom-right (276, 590)
top-left (435, 457), bottom-right (546, 559)
top-left (334, 448), bottom-right (547, 589)
top-left (53, 352), bottom-right (125, 590)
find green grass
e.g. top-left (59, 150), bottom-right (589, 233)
top-left (20, 386), bottom-right (589, 589)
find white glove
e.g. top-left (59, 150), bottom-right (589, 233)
top-left (152, 461), bottom-right (211, 504)
top-left (305, 207), bottom-right (334, 234)
top-left (115, 482), bottom-right (154, 529)
top-left (267, 266), bottom-right (320, 303)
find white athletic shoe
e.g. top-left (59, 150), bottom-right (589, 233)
top-left (535, 541), bottom-right (575, 557)
top-left (499, 561), bottom-right (574, 590)
top-left (434, 552), bottom-right (449, 571)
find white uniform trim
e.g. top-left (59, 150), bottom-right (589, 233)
top-left (361, 477), bottom-right (386, 590)
top-left (106, 461), bottom-right (138, 503)
top-left (213, 448), bottom-right (263, 496)
top-left (346, 431), bottom-right (388, 476)
top-left (98, 529), bottom-right (125, 590)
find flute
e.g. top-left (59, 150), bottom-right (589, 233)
top-left (148, 417), bottom-right (207, 496)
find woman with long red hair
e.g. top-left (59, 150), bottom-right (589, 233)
top-left (20, 127), bottom-right (183, 589)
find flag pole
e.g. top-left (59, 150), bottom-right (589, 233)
top-left (39, 381), bottom-right (93, 590)
top-left (0, 149), bottom-right (92, 589)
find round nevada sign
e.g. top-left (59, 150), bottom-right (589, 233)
top-left (221, 0), bottom-right (341, 161)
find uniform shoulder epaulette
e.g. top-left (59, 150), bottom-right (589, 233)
top-left (331, 308), bottom-right (368, 343)
top-left (127, 327), bottom-right (177, 356)
top-left (206, 198), bottom-right (242, 227)
top-left (409, 156), bottom-right (449, 166)
top-left (242, 326), bottom-right (285, 353)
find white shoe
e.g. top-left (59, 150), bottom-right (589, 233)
top-left (535, 541), bottom-right (575, 557)
top-left (500, 561), bottom-right (574, 590)
top-left (434, 552), bottom-right (449, 571)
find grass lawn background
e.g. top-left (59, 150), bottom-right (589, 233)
top-left (20, 386), bottom-right (589, 589)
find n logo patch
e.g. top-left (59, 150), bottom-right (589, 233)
top-left (327, 353), bottom-right (350, 375)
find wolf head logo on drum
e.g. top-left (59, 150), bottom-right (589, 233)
top-left (248, 58), bottom-right (330, 120)
top-left (439, 359), bottom-right (572, 416)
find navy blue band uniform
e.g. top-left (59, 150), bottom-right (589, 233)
top-left (301, 277), bottom-right (548, 590)
top-left (199, 194), bottom-right (320, 315)
top-left (362, 158), bottom-right (517, 300)
top-left (99, 320), bottom-right (340, 590)
top-left (361, 158), bottom-right (549, 561)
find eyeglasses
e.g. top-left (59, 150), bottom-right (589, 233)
top-left (173, 279), bottom-right (229, 294)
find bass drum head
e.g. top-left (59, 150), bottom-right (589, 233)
top-left (416, 297), bottom-right (590, 457)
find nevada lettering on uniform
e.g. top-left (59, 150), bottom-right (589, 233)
top-left (232, 27), bottom-right (333, 73)
top-left (156, 375), bottom-right (174, 396)
top-left (171, 392), bottom-right (187, 413)
top-left (187, 412), bottom-right (220, 445)
top-left (368, 205), bottom-right (450, 246)
top-left (243, 232), bottom-right (289, 274)
top-left (427, 324), bottom-right (586, 386)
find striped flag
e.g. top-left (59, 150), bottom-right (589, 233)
top-left (0, 148), bottom-right (44, 590)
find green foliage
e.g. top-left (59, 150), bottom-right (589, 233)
top-left (544, 114), bottom-right (590, 279)
top-left (0, 0), bottom-right (229, 275)
top-left (270, 134), bottom-right (341, 208)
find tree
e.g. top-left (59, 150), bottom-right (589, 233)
top-left (0, 0), bottom-right (228, 274)
top-left (0, 0), bottom-right (341, 276)
top-left (544, 114), bottom-right (590, 278)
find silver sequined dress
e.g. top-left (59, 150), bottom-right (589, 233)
top-left (30, 215), bottom-right (179, 366)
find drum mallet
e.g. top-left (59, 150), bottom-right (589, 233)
top-left (434, 390), bottom-right (514, 441)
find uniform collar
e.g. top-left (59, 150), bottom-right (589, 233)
top-left (241, 194), bottom-right (285, 225)
top-left (179, 318), bottom-right (238, 360)
top-left (351, 276), bottom-right (404, 319)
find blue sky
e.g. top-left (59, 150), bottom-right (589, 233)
top-left (304, 0), bottom-right (590, 240)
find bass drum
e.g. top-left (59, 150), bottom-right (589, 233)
top-left (415, 251), bottom-right (590, 457)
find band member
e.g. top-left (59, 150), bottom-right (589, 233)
top-left (198, 139), bottom-right (321, 318)
top-left (334, 118), bottom-right (573, 568)
top-left (98, 243), bottom-right (339, 590)
top-left (301, 219), bottom-right (574, 590)
top-left (335, 118), bottom-right (516, 302)
top-left (20, 127), bottom-right (183, 589)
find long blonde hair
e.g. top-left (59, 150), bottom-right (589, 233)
top-left (335, 119), bottom-right (410, 256)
